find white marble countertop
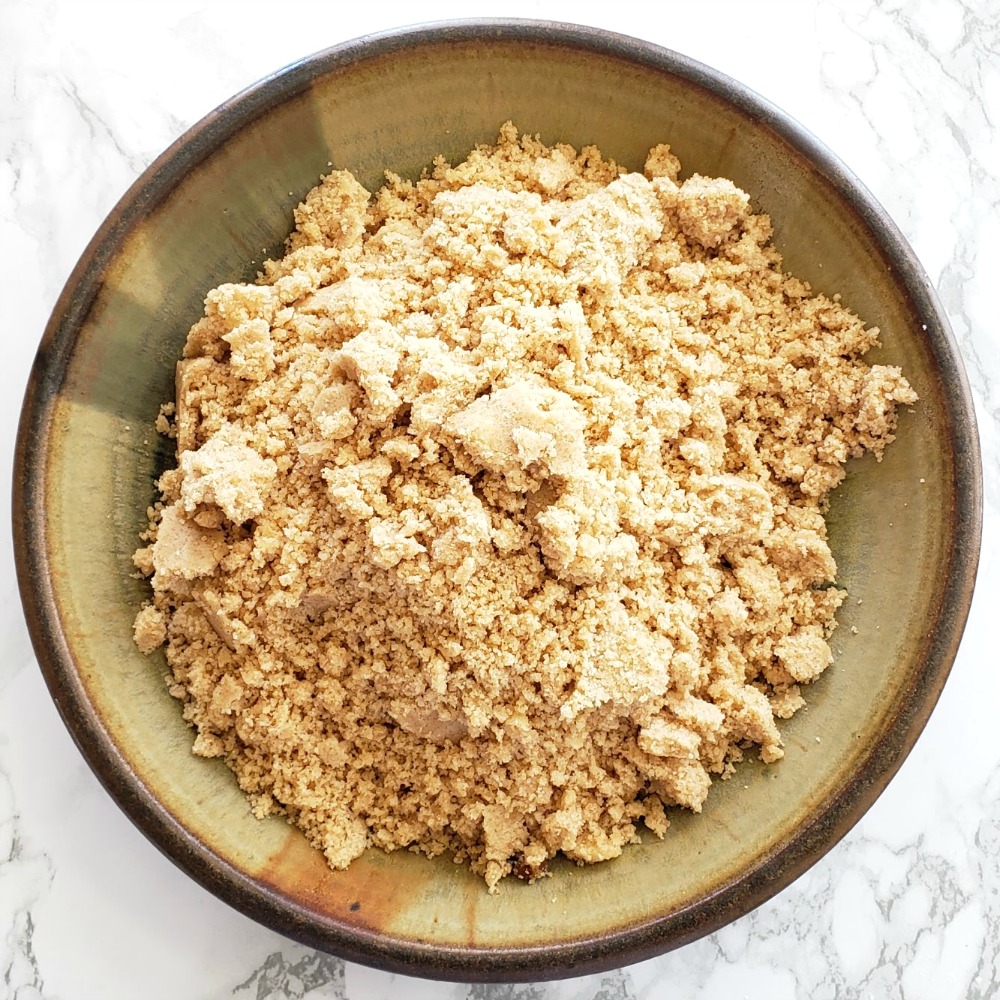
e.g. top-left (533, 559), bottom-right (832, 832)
top-left (2, 1), bottom-right (997, 997)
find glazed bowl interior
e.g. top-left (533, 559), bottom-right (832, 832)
top-left (16, 20), bottom-right (980, 982)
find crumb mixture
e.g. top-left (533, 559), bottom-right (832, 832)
top-left (133, 123), bottom-right (916, 888)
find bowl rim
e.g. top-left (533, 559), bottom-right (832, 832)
top-left (13, 16), bottom-right (983, 982)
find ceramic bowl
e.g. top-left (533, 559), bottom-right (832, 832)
top-left (14, 19), bottom-right (982, 982)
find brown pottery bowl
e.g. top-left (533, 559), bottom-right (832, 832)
top-left (13, 19), bottom-right (982, 982)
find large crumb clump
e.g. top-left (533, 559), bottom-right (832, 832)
top-left (133, 123), bottom-right (916, 889)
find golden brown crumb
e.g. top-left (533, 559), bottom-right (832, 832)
top-left (133, 124), bottom-right (916, 889)
top-left (132, 605), bottom-right (166, 654)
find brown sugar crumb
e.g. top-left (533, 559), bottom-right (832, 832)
top-left (132, 123), bottom-right (917, 889)
top-left (132, 604), bottom-right (166, 655)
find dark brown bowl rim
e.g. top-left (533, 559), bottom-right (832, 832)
top-left (12, 17), bottom-right (983, 983)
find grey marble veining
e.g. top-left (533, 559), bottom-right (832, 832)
top-left (2, 1), bottom-right (997, 998)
